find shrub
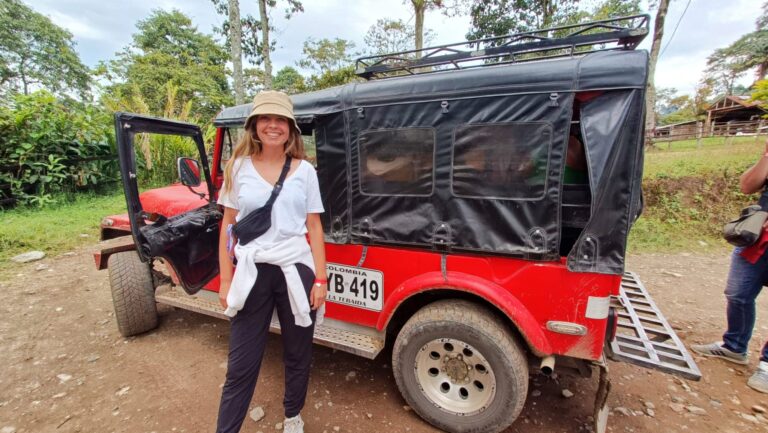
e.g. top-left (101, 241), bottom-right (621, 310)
top-left (0, 91), bottom-right (117, 206)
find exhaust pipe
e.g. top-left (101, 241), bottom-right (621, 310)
top-left (540, 355), bottom-right (555, 376)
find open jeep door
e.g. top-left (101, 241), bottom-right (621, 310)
top-left (114, 112), bottom-right (221, 294)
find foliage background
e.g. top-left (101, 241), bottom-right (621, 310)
top-left (0, 91), bottom-right (116, 206)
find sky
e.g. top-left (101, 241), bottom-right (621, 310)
top-left (27, 0), bottom-right (765, 97)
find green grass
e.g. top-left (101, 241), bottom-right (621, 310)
top-left (628, 135), bottom-right (767, 253)
top-left (644, 136), bottom-right (763, 179)
top-left (627, 218), bottom-right (731, 253)
top-left (0, 191), bottom-right (126, 277)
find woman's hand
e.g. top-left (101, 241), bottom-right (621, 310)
top-left (306, 213), bottom-right (328, 311)
top-left (218, 207), bottom-right (238, 310)
top-left (218, 281), bottom-right (230, 309)
top-left (310, 281), bottom-right (327, 310)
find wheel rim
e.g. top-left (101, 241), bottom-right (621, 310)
top-left (413, 337), bottom-right (497, 416)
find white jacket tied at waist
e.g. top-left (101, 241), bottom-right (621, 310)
top-left (224, 235), bottom-right (324, 327)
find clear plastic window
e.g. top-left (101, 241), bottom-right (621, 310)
top-left (133, 133), bottom-right (202, 190)
top-left (359, 128), bottom-right (435, 196)
top-left (221, 127), bottom-right (244, 171)
top-left (452, 123), bottom-right (551, 199)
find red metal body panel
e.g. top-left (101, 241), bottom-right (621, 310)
top-left (211, 127), bottom-right (225, 189)
top-left (314, 243), bottom-right (618, 360)
top-left (139, 183), bottom-right (210, 215)
top-left (101, 184), bottom-right (210, 236)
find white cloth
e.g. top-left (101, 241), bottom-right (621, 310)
top-left (218, 157), bottom-right (325, 326)
top-left (224, 235), bottom-right (324, 327)
top-left (218, 158), bottom-right (324, 244)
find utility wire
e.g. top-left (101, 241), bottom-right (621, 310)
top-left (659, 0), bottom-right (692, 59)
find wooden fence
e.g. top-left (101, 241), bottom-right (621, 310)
top-left (649, 119), bottom-right (767, 145)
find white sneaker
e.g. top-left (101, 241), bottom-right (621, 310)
top-left (283, 414), bottom-right (304, 433)
top-left (748, 361), bottom-right (768, 394)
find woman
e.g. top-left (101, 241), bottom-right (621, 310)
top-left (215, 90), bottom-right (327, 433)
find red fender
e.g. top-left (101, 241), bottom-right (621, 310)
top-left (377, 270), bottom-right (553, 356)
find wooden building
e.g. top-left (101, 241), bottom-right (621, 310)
top-left (705, 95), bottom-right (766, 135)
top-left (653, 120), bottom-right (698, 140)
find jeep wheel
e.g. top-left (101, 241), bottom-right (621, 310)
top-left (392, 300), bottom-right (528, 433)
top-left (108, 250), bottom-right (158, 337)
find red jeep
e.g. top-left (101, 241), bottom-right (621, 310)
top-left (95, 15), bottom-right (700, 433)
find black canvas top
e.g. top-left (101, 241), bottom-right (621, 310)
top-left (214, 51), bottom-right (647, 126)
top-left (214, 49), bottom-right (649, 275)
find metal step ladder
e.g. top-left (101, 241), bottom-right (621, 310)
top-left (155, 285), bottom-right (385, 359)
top-left (609, 272), bottom-right (701, 381)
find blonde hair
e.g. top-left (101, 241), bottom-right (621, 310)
top-left (220, 118), bottom-right (305, 196)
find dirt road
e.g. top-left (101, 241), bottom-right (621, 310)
top-left (1, 246), bottom-right (767, 433)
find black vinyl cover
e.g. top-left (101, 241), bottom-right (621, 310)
top-left (215, 50), bottom-right (649, 274)
top-left (139, 205), bottom-right (222, 259)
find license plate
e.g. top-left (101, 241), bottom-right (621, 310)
top-left (326, 263), bottom-right (383, 311)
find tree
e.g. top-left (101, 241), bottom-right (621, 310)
top-left (693, 77), bottom-right (715, 115)
top-left (228, 0), bottom-right (244, 104)
top-left (298, 38), bottom-right (359, 91)
top-left (298, 38), bottom-right (357, 74)
top-left (364, 18), bottom-right (434, 55)
top-left (258, 0), bottom-right (272, 89)
top-left (645, 0), bottom-right (669, 137)
top-left (258, 0), bottom-right (304, 89)
top-left (407, 0), bottom-right (444, 56)
top-left (751, 79), bottom-right (768, 113)
top-left (657, 94), bottom-right (696, 125)
top-left (704, 47), bottom-right (744, 96)
top-left (211, 0), bottom-right (303, 91)
top-left (305, 66), bottom-right (359, 91)
top-left (211, 0), bottom-right (246, 104)
top-left (655, 87), bottom-right (680, 116)
top-left (464, 0), bottom-right (580, 42)
top-left (272, 66), bottom-right (306, 94)
top-left (589, 0), bottom-right (642, 21)
top-left (211, 0), bottom-right (262, 64)
top-left (100, 10), bottom-right (231, 121)
top-left (0, 0), bottom-right (90, 99)
top-left (702, 2), bottom-right (768, 99)
top-left (713, 4), bottom-right (768, 82)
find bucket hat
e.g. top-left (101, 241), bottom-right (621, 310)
top-left (244, 90), bottom-right (301, 134)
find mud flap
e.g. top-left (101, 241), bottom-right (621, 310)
top-left (609, 272), bottom-right (701, 381)
top-left (593, 359), bottom-right (610, 433)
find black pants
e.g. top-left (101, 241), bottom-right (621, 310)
top-left (216, 263), bottom-right (316, 433)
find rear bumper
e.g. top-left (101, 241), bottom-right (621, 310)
top-left (608, 271), bottom-right (701, 381)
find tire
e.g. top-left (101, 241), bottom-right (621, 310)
top-left (108, 250), bottom-right (158, 337)
top-left (392, 300), bottom-right (528, 433)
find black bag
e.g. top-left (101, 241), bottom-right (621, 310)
top-left (723, 204), bottom-right (768, 247)
top-left (139, 205), bottom-right (222, 258)
top-left (232, 156), bottom-right (292, 245)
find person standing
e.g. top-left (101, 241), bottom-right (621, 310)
top-left (215, 91), bottom-right (327, 432)
top-left (692, 140), bottom-right (768, 394)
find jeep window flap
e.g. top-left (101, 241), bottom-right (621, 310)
top-left (567, 89), bottom-right (645, 274)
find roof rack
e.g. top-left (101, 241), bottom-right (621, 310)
top-left (355, 14), bottom-right (650, 80)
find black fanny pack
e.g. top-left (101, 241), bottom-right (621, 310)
top-left (232, 156), bottom-right (292, 245)
top-left (724, 204), bottom-right (768, 247)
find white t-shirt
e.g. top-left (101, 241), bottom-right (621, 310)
top-left (217, 157), bottom-right (324, 247)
